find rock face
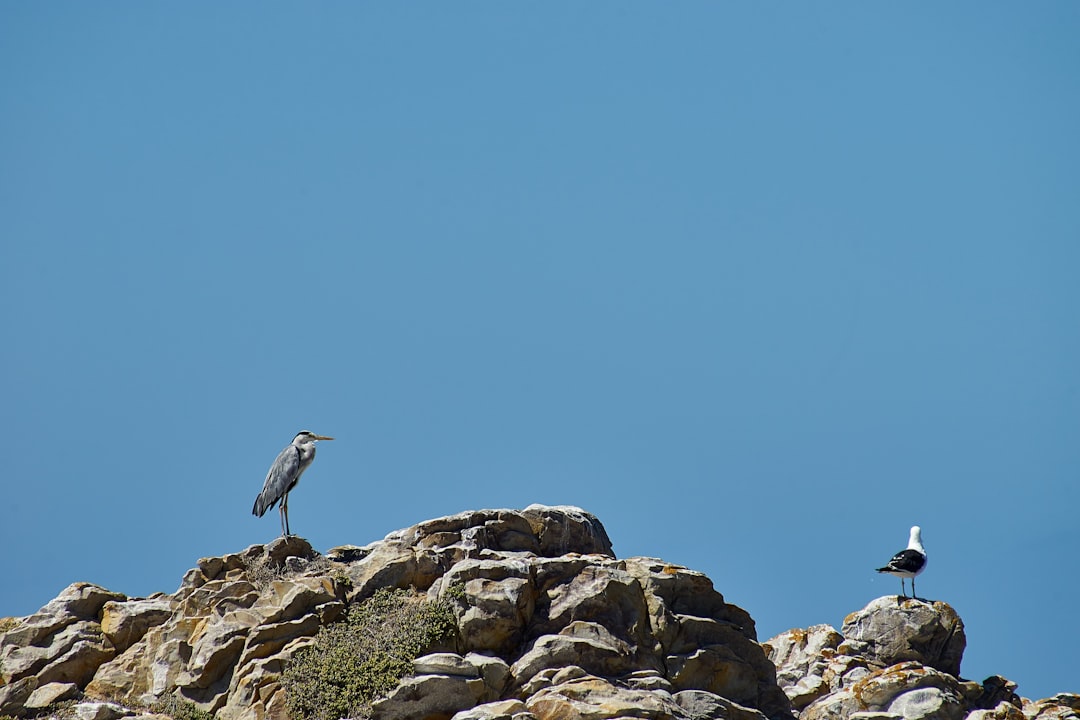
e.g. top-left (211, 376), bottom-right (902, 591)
top-left (764, 605), bottom-right (1078, 720)
top-left (0, 505), bottom-right (1076, 720)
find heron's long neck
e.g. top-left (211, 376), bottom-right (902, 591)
top-left (296, 441), bottom-right (316, 463)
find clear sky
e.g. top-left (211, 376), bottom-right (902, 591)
top-left (2, 3), bottom-right (1077, 702)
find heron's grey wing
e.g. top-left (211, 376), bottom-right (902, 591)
top-left (252, 445), bottom-right (301, 517)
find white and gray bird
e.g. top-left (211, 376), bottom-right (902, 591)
top-left (252, 431), bottom-right (334, 537)
top-left (876, 525), bottom-right (927, 599)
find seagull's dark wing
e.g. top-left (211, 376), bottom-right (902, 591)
top-left (252, 445), bottom-right (301, 517)
top-left (877, 548), bottom-right (926, 574)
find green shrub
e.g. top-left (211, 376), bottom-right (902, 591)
top-left (282, 588), bottom-right (458, 720)
top-left (150, 696), bottom-right (216, 720)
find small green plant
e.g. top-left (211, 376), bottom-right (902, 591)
top-left (0, 617), bottom-right (20, 634)
top-left (150, 695), bottom-right (216, 720)
top-left (444, 581), bottom-right (467, 603)
top-left (282, 587), bottom-right (458, 720)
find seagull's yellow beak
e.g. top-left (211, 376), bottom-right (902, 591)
top-left (313, 434), bottom-right (335, 441)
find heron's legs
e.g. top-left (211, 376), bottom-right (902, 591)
top-left (282, 493), bottom-right (291, 537)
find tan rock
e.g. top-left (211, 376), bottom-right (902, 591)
top-left (841, 597), bottom-right (966, 677)
top-left (764, 624), bottom-right (847, 709)
top-left (674, 690), bottom-right (771, 720)
top-left (510, 622), bottom-right (636, 689)
top-left (370, 672), bottom-right (488, 720)
top-left (803, 662), bottom-right (968, 720)
top-left (450, 699), bottom-right (533, 720)
top-left (25, 681), bottom-right (80, 709)
top-left (1022, 695), bottom-right (1080, 720)
top-left (438, 557), bottom-right (537, 655)
top-left (0, 676), bottom-right (39, 716)
top-left (73, 700), bottom-right (130, 720)
top-left (526, 675), bottom-right (685, 720)
top-left (0, 583), bottom-right (126, 649)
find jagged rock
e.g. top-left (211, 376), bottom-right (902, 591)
top-left (346, 506), bottom-right (614, 604)
top-left (439, 557), bottom-right (537, 655)
top-left (674, 690), bottom-right (771, 720)
top-left (976, 676), bottom-right (1022, 710)
top-left (5, 620), bottom-right (115, 688)
top-left (84, 544), bottom-right (336, 719)
top-left (24, 681), bottom-right (80, 709)
top-left (450, 699), bottom-right (533, 720)
top-left (100, 597), bottom-right (175, 654)
top-left (764, 622), bottom-right (886, 712)
top-left (968, 701), bottom-right (1027, 720)
top-left (802, 662), bottom-right (970, 720)
top-left (1023, 695), bottom-right (1080, 720)
top-left (0, 583), bottom-right (125, 698)
top-left (371, 672), bottom-right (489, 720)
top-left (765, 624), bottom-right (846, 708)
top-left (1, 584), bottom-right (126, 650)
top-left (525, 674), bottom-right (687, 719)
top-left (840, 597), bottom-right (966, 677)
top-left (510, 621), bottom-right (638, 689)
top-left (0, 676), bottom-right (38, 716)
top-left (6, 506), bottom-right (1071, 720)
top-left (539, 563), bottom-right (652, 647)
top-left (72, 701), bottom-right (130, 720)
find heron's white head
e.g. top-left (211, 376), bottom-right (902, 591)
top-left (293, 430), bottom-right (335, 444)
top-left (908, 526), bottom-right (924, 553)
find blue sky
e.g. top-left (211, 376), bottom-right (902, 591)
top-left (2, 3), bottom-right (1078, 702)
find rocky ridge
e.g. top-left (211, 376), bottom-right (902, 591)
top-left (0, 505), bottom-right (1075, 720)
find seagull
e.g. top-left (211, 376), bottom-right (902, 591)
top-left (876, 525), bottom-right (927, 599)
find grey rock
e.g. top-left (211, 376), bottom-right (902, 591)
top-left (803, 662), bottom-right (968, 720)
top-left (371, 672), bottom-right (487, 720)
top-left (0, 676), bottom-right (38, 716)
top-left (74, 701), bottom-right (131, 720)
top-left (841, 596), bottom-right (966, 676)
top-left (967, 701), bottom-right (1026, 720)
top-left (451, 699), bottom-right (534, 720)
top-left (414, 652), bottom-right (482, 677)
top-left (1022, 695), bottom-right (1080, 720)
top-left (439, 557), bottom-right (536, 655)
top-left (510, 622), bottom-right (636, 688)
top-left (674, 689), bottom-right (771, 720)
top-left (888, 686), bottom-right (966, 720)
top-left (0, 584), bottom-right (126, 649)
top-left (25, 681), bottom-right (80, 708)
top-left (7, 507), bottom-right (1035, 720)
top-left (525, 674), bottom-right (688, 719)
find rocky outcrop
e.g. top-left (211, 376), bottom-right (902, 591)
top-left (764, 603), bottom-right (1078, 720)
top-left (1, 505), bottom-right (1076, 720)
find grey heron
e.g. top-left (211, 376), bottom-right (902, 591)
top-left (252, 431), bottom-right (334, 537)
top-left (876, 526), bottom-right (927, 599)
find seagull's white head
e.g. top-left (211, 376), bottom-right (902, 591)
top-left (908, 526), bottom-right (924, 553)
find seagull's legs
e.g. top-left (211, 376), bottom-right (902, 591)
top-left (911, 576), bottom-right (917, 601)
top-left (899, 578), bottom-right (906, 598)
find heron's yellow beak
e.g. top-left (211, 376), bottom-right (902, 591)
top-left (313, 434), bottom-right (335, 441)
